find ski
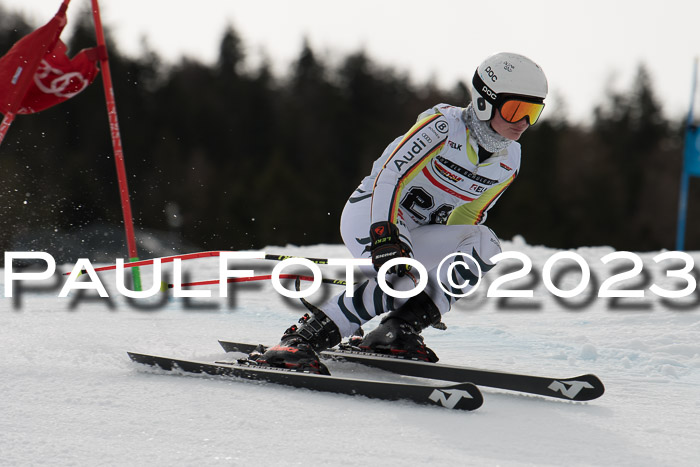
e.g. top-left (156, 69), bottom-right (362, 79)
top-left (218, 340), bottom-right (605, 402)
top-left (127, 352), bottom-right (483, 411)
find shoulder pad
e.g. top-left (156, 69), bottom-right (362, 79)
top-left (416, 107), bottom-right (440, 122)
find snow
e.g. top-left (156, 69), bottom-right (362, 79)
top-left (1, 241), bottom-right (700, 466)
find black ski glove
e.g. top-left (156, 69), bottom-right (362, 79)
top-left (369, 221), bottom-right (412, 276)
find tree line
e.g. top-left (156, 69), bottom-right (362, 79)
top-left (1, 5), bottom-right (697, 265)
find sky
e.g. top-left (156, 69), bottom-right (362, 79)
top-left (3, 0), bottom-right (700, 123)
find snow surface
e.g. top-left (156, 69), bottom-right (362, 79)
top-left (2, 240), bottom-right (700, 466)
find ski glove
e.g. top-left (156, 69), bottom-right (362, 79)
top-left (369, 221), bottom-right (412, 277)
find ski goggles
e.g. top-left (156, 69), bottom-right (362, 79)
top-left (498, 98), bottom-right (545, 125)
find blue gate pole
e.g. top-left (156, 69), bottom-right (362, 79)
top-left (676, 171), bottom-right (690, 251)
top-left (676, 58), bottom-right (698, 251)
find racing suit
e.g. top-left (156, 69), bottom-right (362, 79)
top-left (322, 103), bottom-right (520, 337)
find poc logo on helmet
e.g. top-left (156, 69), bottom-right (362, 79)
top-left (484, 66), bottom-right (498, 82)
top-left (481, 85), bottom-right (497, 100)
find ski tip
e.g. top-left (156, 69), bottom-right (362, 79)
top-left (581, 374), bottom-right (605, 400)
top-left (429, 382), bottom-right (483, 411)
top-left (549, 374), bottom-right (605, 401)
top-left (463, 382), bottom-right (485, 410)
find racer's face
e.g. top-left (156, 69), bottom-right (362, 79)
top-left (490, 109), bottom-right (530, 141)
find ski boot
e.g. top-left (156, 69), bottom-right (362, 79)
top-left (359, 291), bottom-right (441, 362)
top-left (254, 309), bottom-right (341, 375)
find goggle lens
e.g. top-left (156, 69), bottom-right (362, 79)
top-left (500, 99), bottom-right (545, 125)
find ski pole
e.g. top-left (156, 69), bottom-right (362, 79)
top-left (64, 250), bottom-right (336, 275)
top-left (160, 274), bottom-right (347, 290)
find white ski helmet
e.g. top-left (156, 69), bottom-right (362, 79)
top-left (471, 52), bottom-right (548, 124)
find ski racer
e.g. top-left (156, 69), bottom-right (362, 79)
top-left (256, 52), bottom-right (549, 374)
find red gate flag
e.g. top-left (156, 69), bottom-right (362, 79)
top-left (10, 40), bottom-right (101, 115)
top-left (0, 0), bottom-right (100, 117)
